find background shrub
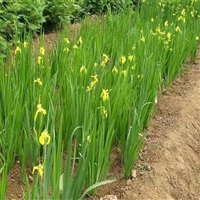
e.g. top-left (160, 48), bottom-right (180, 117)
top-left (0, 0), bottom-right (141, 59)
top-left (83, 0), bottom-right (133, 14)
top-left (0, 0), bottom-right (46, 57)
top-left (0, 36), bottom-right (10, 60)
top-left (0, 0), bottom-right (45, 37)
top-left (44, 0), bottom-right (75, 27)
top-left (0, 0), bottom-right (18, 40)
top-left (16, 0), bottom-right (46, 34)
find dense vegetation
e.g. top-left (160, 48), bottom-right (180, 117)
top-left (0, 0), bottom-right (200, 199)
top-left (0, 0), bottom-right (140, 58)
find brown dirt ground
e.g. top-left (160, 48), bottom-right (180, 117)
top-left (6, 31), bottom-right (200, 200)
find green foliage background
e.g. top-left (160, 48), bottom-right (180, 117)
top-left (0, 0), bottom-right (140, 57)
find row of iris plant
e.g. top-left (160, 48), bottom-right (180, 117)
top-left (0, 0), bottom-right (200, 199)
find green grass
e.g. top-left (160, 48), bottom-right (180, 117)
top-left (0, 0), bottom-right (200, 199)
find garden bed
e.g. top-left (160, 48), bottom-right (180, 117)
top-left (1, 0), bottom-right (200, 199)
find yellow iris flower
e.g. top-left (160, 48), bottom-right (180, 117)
top-left (39, 129), bottom-right (50, 145)
top-left (32, 163), bottom-right (44, 177)
top-left (39, 47), bottom-right (45, 55)
top-left (101, 89), bottom-right (109, 101)
top-left (121, 56), bottom-right (126, 64)
top-left (34, 78), bottom-right (42, 86)
top-left (37, 56), bottom-right (42, 65)
top-left (87, 75), bottom-right (98, 92)
top-left (78, 36), bottom-right (82, 44)
top-left (34, 104), bottom-right (46, 121)
top-left (64, 37), bottom-right (70, 44)
top-left (112, 66), bottom-right (118, 73)
top-left (102, 106), bottom-right (108, 118)
top-left (23, 42), bottom-right (28, 48)
top-left (15, 46), bottom-right (21, 54)
top-left (80, 65), bottom-right (87, 74)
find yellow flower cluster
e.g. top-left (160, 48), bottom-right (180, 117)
top-left (191, 0), bottom-right (198, 5)
top-left (111, 54), bottom-right (135, 76)
top-left (33, 101), bottom-right (50, 178)
top-left (87, 75), bottom-right (98, 92)
top-left (101, 54), bottom-right (109, 67)
top-left (137, 74), bottom-right (144, 79)
top-left (159, 2), bottom-right (166, 13)
top-left (63, 37), bottom-right (70, 52)
top-left (178, 15), bottom-right (186, 23)
top-left (37, 47), bottom-right (45, 65)
top-left (156, 24), bottom-right (165, 35)
top-left (150, 22), bottom-right (174, 48)
top-left (177, 8), bottom-right (186, 23)
top-left (74, 36), bottom-right (83, 49)
top-left (120, 54), bottom-right (134, 65)
top-left (167, 32), bottom-right (171, 42)
top-left (140, 30), bottom-right (146, 43)
top-left (32, 129), bottom-right (50, 178)
top-left (14, 41), bottom-right (28, 55)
